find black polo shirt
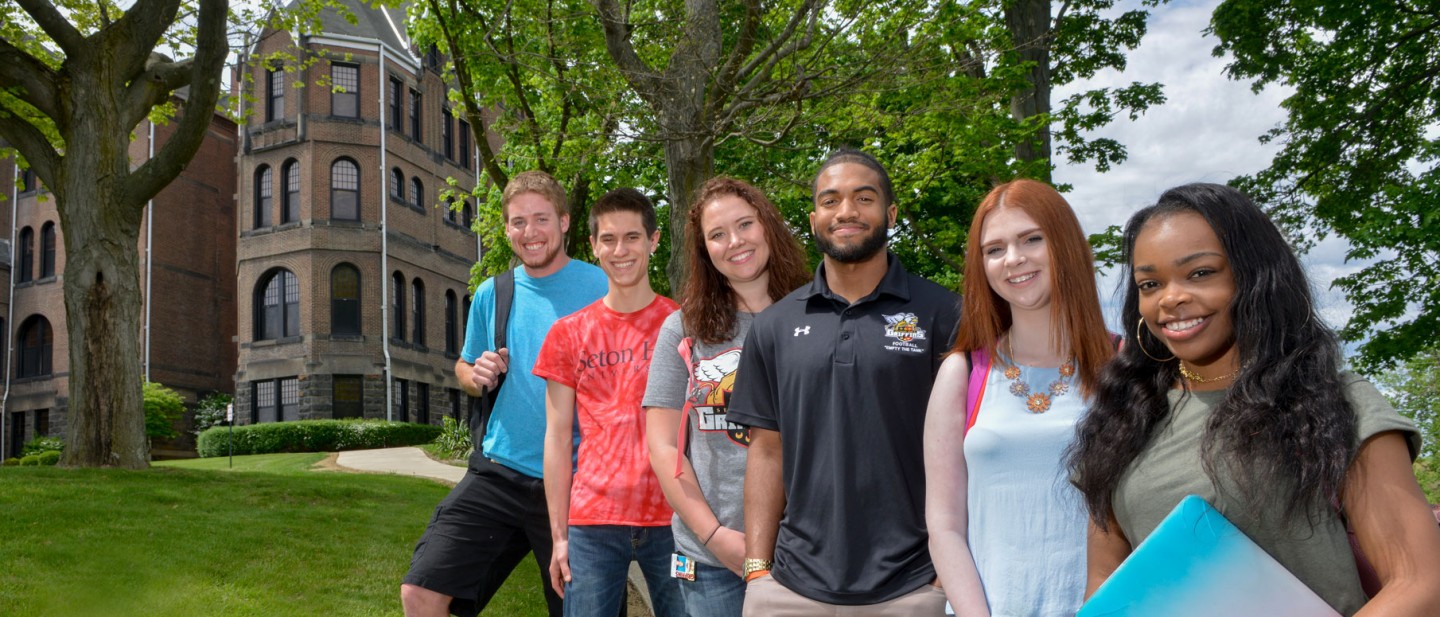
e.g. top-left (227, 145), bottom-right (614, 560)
top-left (728, 251), bottom-right (961, 605)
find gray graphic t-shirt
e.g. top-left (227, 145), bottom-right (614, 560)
top-left (641, 310), bottom-right (753, 567)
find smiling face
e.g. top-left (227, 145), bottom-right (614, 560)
top-left (810, 162), bottom-right (895, 263)
top-left (1132, 211), bottom-right (1239, 374)
top-left (591, 209), bottom-right (660, 291)
top-left (702, 195), bottom-right (771, 287)
top-left (505, 191), bottom-right (570, 277)
top-left (980, 206), bottom-right (1052, 314)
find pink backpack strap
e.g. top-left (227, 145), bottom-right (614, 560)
top-left (964, 348), bottom-right (993, 436)
top-left (674, 337), bottom-right (696, 479)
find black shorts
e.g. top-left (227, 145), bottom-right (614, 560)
top-left (403, 458), bottom-right (561, 617)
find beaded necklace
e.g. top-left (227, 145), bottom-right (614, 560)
top-left (1002, 335), bottom-right (1076, 414)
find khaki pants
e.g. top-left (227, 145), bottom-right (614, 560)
top-left (742, 574), bottom-right (947, 616)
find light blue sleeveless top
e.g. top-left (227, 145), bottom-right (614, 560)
top-left (963, 354), bottom-right (1088, 617)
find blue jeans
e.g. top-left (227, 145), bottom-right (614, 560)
top-left (679, 561), bottom-right (745, 617)
top-left (564, 525), bottom-right (684, 617)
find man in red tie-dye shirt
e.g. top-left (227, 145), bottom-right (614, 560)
top-left (534, 187), bottom-right (684, 617)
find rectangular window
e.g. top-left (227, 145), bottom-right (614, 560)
top-left (332, 64), bottom-right (359, 118)
top-left (334, 375), bottom-right (364, 419)
top-left (389, 77), bottom-right (403, 130)
top-left (253, 380), bottom-right (278, 423)
top-left (8, 412), bottom-right (23, 458)
top-left (395, 378), bottom-right (409, 422)
top-left (458, 120), bottom-right (472, 169)
top-left (417, 382), bottom-right (430, 425)
top-left (267, 68), bottom-right (285, 122)
top-left (34, 409), bottom-right (48, 437)
top-left (280, 377), bottom-right (300, 421)
top-left (409, 89), bottom-right (422, 142)
top-left (442, 108), bottom-right (454, 160)
top-left (448, 388), bottom-right (462, 421)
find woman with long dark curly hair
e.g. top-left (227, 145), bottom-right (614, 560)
top-left (1068, 183), bottom-right (1440, 614)
top-left (642, 176), bottom-right (810, 616)
top-left (925, 179), bottom-right (1113, 616)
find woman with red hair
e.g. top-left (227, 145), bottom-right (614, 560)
top-left (924, 179), bottom-right (1111, 616)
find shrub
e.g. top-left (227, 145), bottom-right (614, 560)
top-left (2, 458), bottom-right (18, 467)
top-left (144, 381), bottom-right (186, 441)
top-left (37, 450), bottom-right (60, 466)
top-left (432, 416), bottom-right (473, 461)
top-left (19, 455), bottom-right (41, 466)
top-left (22, 436), bottom-right (63, 456)
top-left (192, 392), bottom-right (233, 436)
top-left (196, 420), bottom-right (442, 457)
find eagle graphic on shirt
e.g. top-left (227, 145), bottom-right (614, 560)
top-left (689, 348), bottom-right (750, 447)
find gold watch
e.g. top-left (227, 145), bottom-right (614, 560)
top-left (742, 558), bottom-right (773, 577)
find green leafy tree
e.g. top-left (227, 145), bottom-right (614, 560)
top-left (1210, 0), bottom-right (1440, 371)
top-left (1376, 347), bottom-right (1440, 502)
top-left (191, 392), bottom-right (233, 436)
top-left (0, 0), bottom-right (228, 467)
top-left (143, 381), bottom-right (186, 443)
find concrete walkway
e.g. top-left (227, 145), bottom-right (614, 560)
top-left (333, 447), bottom-right (657, 616)
top-left (334, 446), bottom-right (466, 484)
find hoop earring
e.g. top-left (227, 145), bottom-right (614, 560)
top-left (1136, 316), bottom-right (1176, 362)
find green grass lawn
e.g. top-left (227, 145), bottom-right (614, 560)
top-left (0, 453), bottom-right (550, 616)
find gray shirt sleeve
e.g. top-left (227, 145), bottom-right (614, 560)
top-left (642, 311), bottom-right (690, 410)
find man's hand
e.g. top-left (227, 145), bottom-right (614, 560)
top-left (470, 348), bottom-right (510, 391)
top-left (549, 538), bottom-right (570, 598)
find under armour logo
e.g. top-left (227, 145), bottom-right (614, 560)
top-left (794, 326), bottom-right (811, 336)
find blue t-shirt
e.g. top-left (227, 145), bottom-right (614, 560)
top-left (462, 259), bottom-right (607, 478)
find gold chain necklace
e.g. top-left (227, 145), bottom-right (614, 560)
top-left (1002, 335), bottom-right (1076, 414)
top-left (1178, 362), bottom-right (1239, 384)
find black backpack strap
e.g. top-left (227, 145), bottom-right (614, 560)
top-left (468, 268), bottom-right (515, 467)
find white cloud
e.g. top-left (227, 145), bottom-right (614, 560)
top-left (1051, 0), bottom-right (1370, 339)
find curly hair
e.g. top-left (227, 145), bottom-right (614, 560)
top-left (1068, 183), bottom-right (1356, 529)
top-left (681, 176), bottom-right (810, 344)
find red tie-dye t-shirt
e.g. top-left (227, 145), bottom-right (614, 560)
top-left (533, 295), bottom-right (680, 526)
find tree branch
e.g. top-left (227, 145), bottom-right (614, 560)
top-left (101, 0), bottom-right (185, 80)
top-left (0, 37), bottom-right (61, 115)
top-left (124, 0), bottom-right (227, 207)
top-left (122, 57), bottom-right (194, 130)
top-left (0, 102), bottom-right (62, 184)
top-left (13, 0), bottom-right (86, 53)
top-left (590, 0), bottom-right (664, 100)
top-left (430, 0), bottom-right (508, 188)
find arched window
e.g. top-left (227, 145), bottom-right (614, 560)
top-left (444, 290), bottom-right (458, 354)
top-left (255, 269), bottom-right (300, 340)
top-left (331, 159), bottom-right (359, 220)
top-left (410, 177), bottom-right (424, 210)
top-left (391, 271), bottom-right (406, 342)
top-left (17, 226), bottom-right (33, 283)
top-left (462, 200), bottom-right (474, 230)
top-left (411, 278), bottom-right (426, 346)
top-left (254, 165), bottom-right (273, 228)
top-left (281, 159), bottom-right (300, 224)
top-left (462, 294), bottom-right (472, 350)
top-left (390, 167), bottom-right (404, 201)
top-left (40, 222), bottom-right (55, 278)
top-left (16, 315), bottom-right (52, 378)
top-left (331, 264), bottom-right (361, 336)
top-left (445, 198), bottom-right (458, 224)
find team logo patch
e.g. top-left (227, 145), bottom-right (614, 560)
top-left (882, 312), bottom-right (928, 353)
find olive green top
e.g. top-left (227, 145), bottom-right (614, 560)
top-left (1114, 373), bottom-right (1419, 615)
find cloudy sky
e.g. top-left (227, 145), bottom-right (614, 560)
top-left (1049, 0), bottom-right (1363, 333)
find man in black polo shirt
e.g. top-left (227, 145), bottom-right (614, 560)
top-left (727, 148), bottom-right (960, 615)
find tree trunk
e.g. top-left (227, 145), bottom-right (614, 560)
top-left (661, 132), bottom-right (714, 295)
top-left (56, 61), bottom-right (150, 469)
top-left (1007, 0), bottom-right (1053, 177)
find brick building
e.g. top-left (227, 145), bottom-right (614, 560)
top-left (234, 0), bottom-right (482, 426)
top-left (1, 0), bottom-right (488, 459)
top-left (0, 108), bottom-right (240, 460)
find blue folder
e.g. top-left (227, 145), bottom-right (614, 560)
top-left (1078, 495), bottom-right (1340, 617)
